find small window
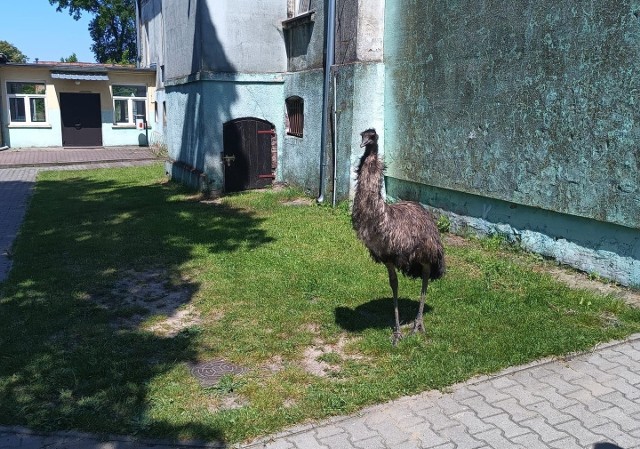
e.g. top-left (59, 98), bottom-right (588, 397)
top-left (286, 96), bottom-right (304, 137)
top-left (293, 0), bottom-right (311, 16)
top-left (6, 82), bottom-right (47, 124)
top-left (113, 84), bottom-right (148, 125)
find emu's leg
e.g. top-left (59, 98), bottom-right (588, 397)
top-left (413, 264), bottom-right (431, 334)
top-left (386, 263), bottom-right (402, 345)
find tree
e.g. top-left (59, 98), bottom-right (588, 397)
top-left (49, 0), bottom-right (136, 64)
top-left (60, 53), bottom-right (79, 63)
top-left (0, 41), bottom-right (28, 63)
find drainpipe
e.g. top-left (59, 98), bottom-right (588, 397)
top-left (317, 0), bottom-right (337, 203)
top-left (331, 73), bottom-right (338, 207)
top-left (134, 0), bottom-right (142, 67)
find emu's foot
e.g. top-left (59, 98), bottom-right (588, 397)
top-left (412, 319), bottom-right (425, 334)
top-left (392, 330), bottom-right (403, 346)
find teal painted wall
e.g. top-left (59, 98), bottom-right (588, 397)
top-left (383, 0), bottom-right (640, 285)
top-left (165, 73), bottom-right (284, 193)
top-left (388, 177), bottom-right (640, 287)
top-left (281, 70), bottom-right (324, 196)
top-left (384, 0), bottom-right (640, 230)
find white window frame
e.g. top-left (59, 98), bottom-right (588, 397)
top-left (5, 80), bottom-right (48, 126)
top-left (288, 0), bottom-right (311, 17)
top-left (112, 84), bottom-right (148, 126)
top-left (295, 0), bottom-right (311, 15)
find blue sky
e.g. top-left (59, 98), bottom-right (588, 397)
top-left (1, 0), bottom-right (96, 63)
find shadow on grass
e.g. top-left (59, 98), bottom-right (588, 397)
top-left (335, 297), bottom-right (433, 332)
top-left (0, 171), bottom-right (273, 444)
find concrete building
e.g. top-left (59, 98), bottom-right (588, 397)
top-left (137, 0), bottom-right (640, 287)
top-left (0, 60), bottom-right (158, 149)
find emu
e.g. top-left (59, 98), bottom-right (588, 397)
top-left (352, 128), bottom-right (445, 345)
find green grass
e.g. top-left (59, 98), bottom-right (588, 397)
top-left (1, 163), bottom-right (639, 444)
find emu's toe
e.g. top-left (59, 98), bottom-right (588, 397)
top-left (412, 319), bottom-right (425, 334)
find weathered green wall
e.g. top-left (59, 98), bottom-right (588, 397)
top-left (281, 69), bottom-right (325, 196)
top-left (384, 0), bottom-right (640, 230)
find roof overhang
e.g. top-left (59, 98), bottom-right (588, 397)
top-left (50, 71), bottom-right (109, 81)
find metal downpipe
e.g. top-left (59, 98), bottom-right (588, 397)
top-left (331, 73), bottom-right (338, 207)
top-left (317, 0), bottom-right (337, 203)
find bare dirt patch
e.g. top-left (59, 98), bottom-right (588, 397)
top-left (93, 268), bottom-right (200, 333)
top-left (544, 267), bottom-right (640, 308)
top-left (147, 303), bottom-right (202, 337)
top-left (281, 198), bottom-right (314, 207)
top-left (444, 234), bottom-right (470, 247)
top-left (302, 335), bottom-right (366, 378)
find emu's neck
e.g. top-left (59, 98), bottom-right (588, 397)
top-left (353, 145), bottom-right (386, 220)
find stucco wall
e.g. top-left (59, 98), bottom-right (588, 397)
top-left (384, 0), bottom-right (640, 230)
top-left (163, 0), bottom-right (286, 79)
top-left (334, 62), bottom-right (385, 201)
top-left (281, 69), bottom-right (324, 195)
top-left (165, 73), bottom-right (284, 192)
top-left (383, 0), bottom-right (640, 285)
top-left (286, 0), bottom-right (325, 72)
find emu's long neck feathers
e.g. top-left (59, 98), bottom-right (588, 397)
top-left (353, 144), bottom-right (386, 224)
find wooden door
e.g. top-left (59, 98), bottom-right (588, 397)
top-left (223, 118), bottom-right (274, 192)
top-left (60, 93), bottom-right (103, 147)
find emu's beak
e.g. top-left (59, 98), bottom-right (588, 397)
top-left (360, 137), bottom-right (371, 148)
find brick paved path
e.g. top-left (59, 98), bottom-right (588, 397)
top-left (0, 168), bottom-right (38, 281)
top-left (0, 147), bottom-right (159, 168)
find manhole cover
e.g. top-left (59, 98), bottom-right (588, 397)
top-left (189, 359), bottom-right (248, 387)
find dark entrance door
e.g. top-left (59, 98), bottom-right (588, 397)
top-left (223, 118), bottom-right (275, 192)
top-left (60, 93), bottom-right (103, 147)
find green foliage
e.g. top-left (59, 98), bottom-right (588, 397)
top-left (0, 164), bottom-right (638, 444)
top-left (49, 0), bottom-right (136, 64)
top-left (436, 214), bottom-right (451, 233)
top-left (0, 40), bottom-right (28, 63)
top-left (60, 53), bottom-right (79, 63)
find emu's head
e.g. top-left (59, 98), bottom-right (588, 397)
top-left (360, 128), bottom-right (378, 148)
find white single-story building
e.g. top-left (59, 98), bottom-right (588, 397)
top-left (0, 59), bottom-right (158, 148)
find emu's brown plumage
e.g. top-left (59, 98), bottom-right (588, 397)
top-left (352, 128), bottom-right (445, 345)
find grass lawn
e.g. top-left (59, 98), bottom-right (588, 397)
top-left (1, 163), bottom-right (639, 444)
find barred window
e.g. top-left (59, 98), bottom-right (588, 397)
top-left (286, 96), bottom-right (304, 137)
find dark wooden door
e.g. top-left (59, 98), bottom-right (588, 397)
top-left (223, 118), bottom-right (274, 192)
top-left (60, 93), bottom-right (103, 147)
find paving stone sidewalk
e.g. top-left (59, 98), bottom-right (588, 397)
top-left (246, 334), bottom-right (640, 449)
top-left (0, 334), bottom-right (639, 448)
top-left (0, 146), bottom-right (159, 168)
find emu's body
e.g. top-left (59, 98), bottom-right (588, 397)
top-left (352, 128), bottom-right (445, 345)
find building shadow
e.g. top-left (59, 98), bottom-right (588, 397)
top-left (0, 174), bottom-right (274, 444)
top-left (168, 0), bottom-right (238, 193)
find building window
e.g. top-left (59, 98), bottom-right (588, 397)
top-left (113, 85), bottom-right (147, 125)
top-left (6, 82), bottom-right (46, 124)
top-left (162, 101), bottom-right (167, 127)
top-left (292, 0), bottom-right (311, 16)
top-left (286, 96), bottom-right (304, 137)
